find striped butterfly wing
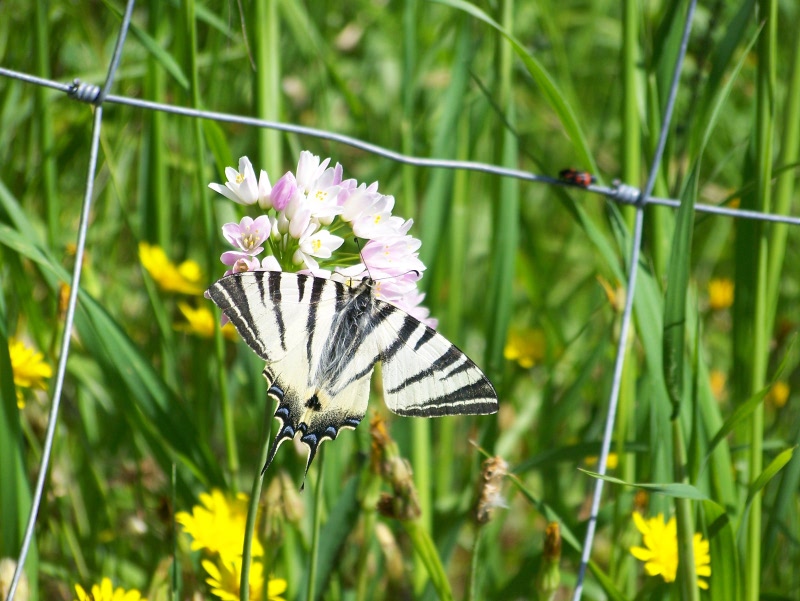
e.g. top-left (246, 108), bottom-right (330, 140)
top-left (208, 271), bottom-right (373, 476)
top-left (373, 303), bottom-right (498, 417)
top-left (207, 270), bottom-right (497, 478)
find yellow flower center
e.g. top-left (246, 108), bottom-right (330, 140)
top-left (235, 172), bottom-right (245, 184)
top-left (314, 190), bottom-right (328, 202)
top-left (311, 239), bottom-right (322, 253)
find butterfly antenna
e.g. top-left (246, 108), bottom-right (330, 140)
top-left (355, 237), bottom-right (375, 281)
top-left (371, 269), bottom-right (421, 282)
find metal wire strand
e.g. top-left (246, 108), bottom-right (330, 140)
top-left (1, 64), bottom-right (797, 227)
top-left (571, 1), bottom-right (699, 599)
top-left (3, 1), bottom-right (136, 599)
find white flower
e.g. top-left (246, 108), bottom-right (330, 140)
top-left (289, 208), bottom-right (313, 239)
top-left (259, 255), bottom-right (282, 272)
top-left (258, 170), bottom-right (273, 209)
top-left (288, 151), bottom-right (344, 224)
top-left (208, 156), bottom-right (260, 205)
top-left (293, 228), bottom-right (344, 271)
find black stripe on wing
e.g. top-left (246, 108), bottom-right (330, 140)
top-left (266, 271), bottom-right (288, 352)
top-left (304, 277), bottom-right (328, 367)
top-left (385, 344), bottom-right (463, 394)
top-left (207, 273), bottom-right (271, 361)
top-left (396, 378), bottom-right (498, 417)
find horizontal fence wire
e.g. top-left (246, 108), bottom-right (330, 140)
top-left (1, 64), bottom-right (799, 227)
top-left (0, 3), bottom-right (796, 600)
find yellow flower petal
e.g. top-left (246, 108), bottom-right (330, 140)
top-left (708, 278), bottom-right (734, 310)
top-left (629, 512), bottom-right (711, 590)
top-left (9, 338), bottom-right (52, 391)
top-left (629, 546), bottom-right (653, 561)
top-left (503, 328), bottom-right (545, 368)
top-left (139, 242), bottom-right (203, 295)
top-left (267, 578), bottom-right (288, 601)
top-left (74, 584), bottom-right (90, 601)
top-left (177, 489), bottom-right (263, 558)
top-left (73, 577), bottom-right (145, 601)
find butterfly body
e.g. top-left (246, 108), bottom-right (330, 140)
top-left (207, 271), bottom-right (497, 475)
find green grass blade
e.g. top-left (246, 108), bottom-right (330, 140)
top-left (742, 446), bottom-right (795, 523)
top-left (701, 499), bottom-right (740, 601)
top-left (662, 164), bottom-right (698, 411)
top-left (402, 519), bottom-right (453, 601)
top-left (435, 0), bottom-right (596, 172)
top-left (578, 470), bottom-right (709, 501)
top-left (100, 0), bottom-right (190, 89)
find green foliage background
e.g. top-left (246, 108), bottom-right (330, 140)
top-left (1, 0), bottom-right (799, 599)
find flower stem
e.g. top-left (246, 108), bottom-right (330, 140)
top-left (240, 404), bottom-right (273, 601)
top-left (411, 418), bottom-right (431, 594)
top-left (466, 524), bottom-right (484, 601)
top-left (402, 518), bottom-right (454, 601)
top-left (306, 450), bottom-right (326, 601)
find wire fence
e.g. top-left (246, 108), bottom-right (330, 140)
top-left (1, 0), bottom-right (796, 600)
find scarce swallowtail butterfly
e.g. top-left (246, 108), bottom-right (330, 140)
top-left (207, 270), bottom-right (498, 476)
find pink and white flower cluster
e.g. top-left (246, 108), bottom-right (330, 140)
top-left (208, 152), bottom-right (437, 327)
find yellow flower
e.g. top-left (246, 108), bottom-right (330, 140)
top-left (630, 512), bottom-right (711, 590)
top-left (504, 328), bottom-right (545, 368)
top-left (767, 381), bottom-right (790, 409)
top-left (9, 338), bottom-right (53, 409)
top-left (176, 303), bottom-right (236, 340)
top-left (202, 555), bottom-right (287, 601)
top-left (709, 369), bottom-right (727, 402)
top-left (585, 453), bottom-right (619, 470)
top-left (176, 489), bottom-right (263, 559)
top-left (139, 242), bottom-right (203, 295)
top-left (708, 278), bottom-right (734, 310)
top-left (74, 577), bottom-right (146, 601)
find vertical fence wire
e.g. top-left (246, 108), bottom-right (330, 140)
top-left (570, 0), bottom-right (698, 598)
top-left (3, 1), bottom-right (137, 599)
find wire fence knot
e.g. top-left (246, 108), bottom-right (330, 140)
top-left (68, 79), bottom-right (102, 104)
top-left (611, 181), bottom-right (644, 206)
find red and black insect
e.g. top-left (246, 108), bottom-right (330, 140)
top-left (559, 169), bottom-right (596, 187)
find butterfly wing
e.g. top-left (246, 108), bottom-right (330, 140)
top-left (208, 271), bottom-right (497, 478)
top-left (207, 271), bottom-right (374, 476)
top-left (374, 300), bottom-right (498, 417)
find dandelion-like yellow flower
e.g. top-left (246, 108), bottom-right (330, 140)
top-left (767, 381), bottom-right (790, 409)
top-left (74, 577), bottom-right (146, 601)
top-left (202, 556), bottom-right (287, 601)
top-left (176, 303), bottom-right (236, 340)
top-left (708, 278), bottom-right (734, 310)
top-left (504, 328), bottom-right (545, 368)
top-left (176, 489), bottom-right (263, 559)
top-left (139, 242), bottom-right (203, 295)
top-left (9, 338), bottom-right (53, 409)
top-left (585, 452), bottom-right (619, 470)
top-left (630, 512), bottom-right (711, 590)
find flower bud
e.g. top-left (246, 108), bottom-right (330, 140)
top-left (535, 522), bottom-right (561, 600)
top-left (474, 455), bottom-right (508, 524)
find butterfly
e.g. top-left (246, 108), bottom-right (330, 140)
top-left (206, 270), bottom-right (498, 476)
